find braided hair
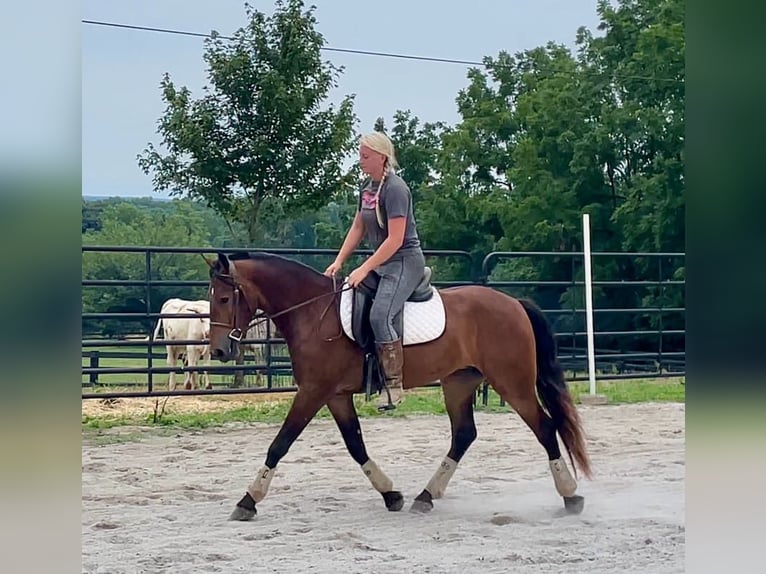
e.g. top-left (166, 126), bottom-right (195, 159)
top-left (374, 160), bottom-right (390, 228)
top-left (359, 132), bottom-right (399, 229)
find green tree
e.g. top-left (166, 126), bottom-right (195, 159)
top-left (82, 198), bottom-right (104, 233)
top-left (82, 203), bottom-right (211, 337)
top-left (137, 0), bottom-right (357, 243)
top-left (420, 0), bottom-right (684, 347)
top-left (578, 0), bottom-right (685, 255)
top-left (574, 0), bottom-right (685, 337)
top-left (429, 45), bottom-right (590, 290)
top-left (387, 111), bottom-right (447, 202)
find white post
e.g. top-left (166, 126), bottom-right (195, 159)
top-left (582, 213), bottom-right (597, 396)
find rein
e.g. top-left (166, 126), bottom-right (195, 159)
top-left (270, 275), bottom-right (352, 322)
top-left (210, 262), bottom-right (352, 345)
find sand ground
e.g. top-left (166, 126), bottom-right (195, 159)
top-left (82, 402), bottom-right (685, 573)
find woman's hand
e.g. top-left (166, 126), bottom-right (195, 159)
top-left (324, 260), bottom-right (342, 277)
top-left (346, 265), bottom-right (371, 288)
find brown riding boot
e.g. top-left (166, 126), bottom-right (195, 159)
top-left (375, 339), bottom-right (404, 410)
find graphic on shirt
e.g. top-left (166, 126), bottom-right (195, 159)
top-left (361, 186), bottom-right (378, 210)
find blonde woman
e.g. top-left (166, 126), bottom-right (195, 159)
top-left (324, 132), bottom-right (426, 410)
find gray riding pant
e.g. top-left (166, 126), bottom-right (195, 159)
top-left (369, 249), bottom-right (426, 343)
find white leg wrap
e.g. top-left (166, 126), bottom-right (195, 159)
top-left (247, 466), bottom-right (276, 503)
top-left (425, 457), bottom-right (458, 499)
top-left (549, 457), bottom-right (577, 497)
top-left (361, 459), bottom-right (393, 493)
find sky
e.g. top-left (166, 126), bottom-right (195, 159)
top-left (82, 0), bottom-right (602, 198)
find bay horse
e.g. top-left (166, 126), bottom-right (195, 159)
top-left (205, 251), bottom-right (592, 521)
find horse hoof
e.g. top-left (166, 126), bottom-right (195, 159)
top-left (382, 490), bottom-right (404, 512)
top-left (409, 499), bottom-right (433, 513)
top-left (410, 489), bottom-right (434, 514)
top-left (229, 504), bottom-right (257, 521)
top-left (563, 495), bottom-right (585, 515)
top-left (409, 489), bottom-right (434, 513)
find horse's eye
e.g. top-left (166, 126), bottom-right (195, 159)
top-left (220, 296), bottom-right (230, 304)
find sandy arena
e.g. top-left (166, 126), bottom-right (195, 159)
top-left (82, 402), bottom-right (685, 573)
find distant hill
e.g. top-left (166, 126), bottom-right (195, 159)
top-left (82, 195), bottom-right (172, 202)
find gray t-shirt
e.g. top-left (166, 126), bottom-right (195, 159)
top-left (358, 172), bottom-right (421, 254)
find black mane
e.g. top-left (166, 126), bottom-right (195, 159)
top-left (227, 251), bottom-right (329, 281)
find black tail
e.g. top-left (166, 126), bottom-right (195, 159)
top-left (519, 298), bottom-right (592, 479)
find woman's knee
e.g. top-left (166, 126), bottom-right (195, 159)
top-left (369, 304), bottom-right (388, 327)
top-left (370, 321), bottom-right (392, 343)
top-left (369, 305), bottom-right (394, 341)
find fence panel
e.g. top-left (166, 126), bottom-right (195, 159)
top-left (482, 251), bottom-right (685, 382)
top-left (82, 246), bottom-right (473, 399)
top-left (82, 246), bottom-right (684, 400)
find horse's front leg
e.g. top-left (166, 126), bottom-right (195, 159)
top-left (229, 386), bottom-right (329, 521)
top-left (326, 394), bottom-right (404, 512)
top-left (410, 373), bottom-right (481, 513)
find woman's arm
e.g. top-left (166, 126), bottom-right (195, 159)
top-left (358, 217), bottom-right (406, 272)
top-left (333, 212), bottom-right (365, 266)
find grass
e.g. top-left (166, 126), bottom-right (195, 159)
top-left (82, 377), bottom-right (685, 437)
top-left (82, 344), bottom-right (294, 388)
top-left (568, 379), bottom-right (685, 403)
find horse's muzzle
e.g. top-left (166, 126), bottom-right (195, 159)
top-left (212, 335), bottom-right (241, 362)
top-left (211, 347), bottom-right (231, 362)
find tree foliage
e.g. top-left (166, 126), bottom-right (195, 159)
top-left (87, 0), bottom-right (684, 354)
top-left (137, 0), bottom-right (357, 242)
top-left (82, 202), bottom-right (212, 336)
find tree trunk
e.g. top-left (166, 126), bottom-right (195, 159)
top-left (246, 201), bottom-right (263, 245)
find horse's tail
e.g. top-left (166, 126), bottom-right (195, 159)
top-left (152, 316), bottom-right (163, 341)
top-left (519, 298), bottom-right (592, 480)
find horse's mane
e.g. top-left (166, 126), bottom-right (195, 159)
top-left (227, 251), bottom-right (329, 283)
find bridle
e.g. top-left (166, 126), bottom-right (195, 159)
top-left (208, 261), bottom-right (352, 347)
top-left (208, 266), bottom-right (251, 344)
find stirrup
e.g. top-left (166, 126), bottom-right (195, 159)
top-left (376, 385), bottom-right (401, 411)
top-left (377, 395), bottom-right (397, 412)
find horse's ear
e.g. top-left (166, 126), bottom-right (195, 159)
top-left (200, 253), bottom-right (215, 269)
top-left (217, 252), bottom-right (230, 273)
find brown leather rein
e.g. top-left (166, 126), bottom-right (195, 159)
top-left (209, 264), bottom-right (352, 346)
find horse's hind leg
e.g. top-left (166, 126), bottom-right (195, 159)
top-left (202, 350), bottom-right (212, 389)
top-left (410, 369), bottom-right (483, 513)
top-left (326, 394), bottom-right (404, 512)
top-left (184, 346), bottom-right (196, 390)
top-left (255, 347), bottom-right (264, 387)
top-left (167, 346), bottom-right (177, 391)
top-left (489, 374), bottom-right (583, 514)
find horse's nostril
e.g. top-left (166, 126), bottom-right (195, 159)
top-left (212, 348), bottom-right (229, 362)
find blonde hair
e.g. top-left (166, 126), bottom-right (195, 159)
top-left (359, 131), bottom-right (399, 170)
top-left (360, 131), bottom-right (399, 228)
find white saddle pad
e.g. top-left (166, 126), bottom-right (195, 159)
top-left (339, 281), bottom-right (446, 346)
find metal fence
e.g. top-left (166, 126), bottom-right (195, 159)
top-left (481, 251), bottom-right (685, 381)
top-left (82, 246), bottom-right (684, 400)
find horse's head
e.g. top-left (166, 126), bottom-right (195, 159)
top-left (205, 252), bottom-right (258, 363)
